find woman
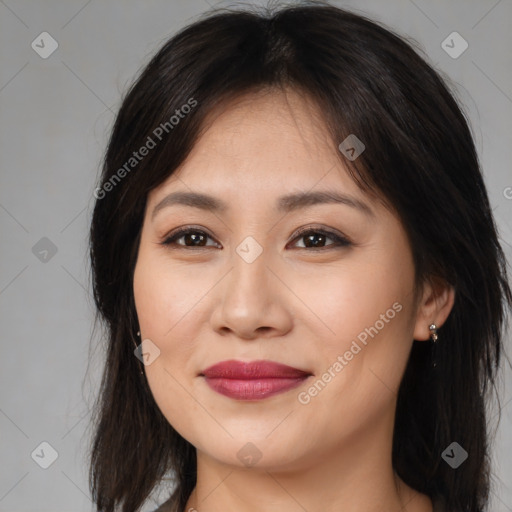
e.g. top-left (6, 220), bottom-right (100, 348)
top-left (87, 2), bottom-right (512, 512)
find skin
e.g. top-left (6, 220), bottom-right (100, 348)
top-left (133, 88), bottom-right (455, 512)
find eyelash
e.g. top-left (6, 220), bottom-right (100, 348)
top-left (160, 225), bottom-right (352, 251)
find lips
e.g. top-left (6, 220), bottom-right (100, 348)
top-left (200, 360), bottom-right (312, 400)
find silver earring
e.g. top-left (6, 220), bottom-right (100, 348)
top-left (429, 324), bottom-right (439, 368)
top-left (133, 330), bottom-right (144, 376)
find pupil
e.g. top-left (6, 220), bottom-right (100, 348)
top-left (186, 233), bottom-right (205, 246)
top-left (306, 233), bottom-right (325, 248)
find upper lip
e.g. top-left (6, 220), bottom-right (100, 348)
top-left (200, 359), bottom-right (312, 379)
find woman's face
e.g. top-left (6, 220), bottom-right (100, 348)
top-left (133, 89), bottom-right (428, 471)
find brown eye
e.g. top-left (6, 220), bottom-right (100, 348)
top-left (161, 228), bottom-right (219, 248)
top-left (290, 228), bottom-right (352, 250)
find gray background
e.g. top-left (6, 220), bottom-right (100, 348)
top-left (0, 0), bottom-right (511, 511)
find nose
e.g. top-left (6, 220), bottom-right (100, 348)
top-left (210, 247), bottom-right (294, 340)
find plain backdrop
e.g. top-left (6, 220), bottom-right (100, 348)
top-left (0, 1), bottom-right (511, 511)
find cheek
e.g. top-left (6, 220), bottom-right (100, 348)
top-left (133, 247), bottom-right (205, 340)
top-left (133, 252), bottom-right (204, 441)
top-left (146, 366), bottom-right (209, 450)
top-left (299, 258), bottom-right (412, 351)
top-left (133, 248), bottom-right (203, 418)
top-left (299, 246), bottom-right (416, 401)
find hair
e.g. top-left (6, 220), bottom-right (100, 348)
top-left (86, 2), bottom-right (512, 511)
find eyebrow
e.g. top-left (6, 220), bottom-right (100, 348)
top-left (151, 190), bottom-right (374, 220)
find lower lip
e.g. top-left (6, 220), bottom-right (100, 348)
top-left (203, 376), bottom-right (308, 400)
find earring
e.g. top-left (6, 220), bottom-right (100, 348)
top-left (429, 324), bottom-right (438, 368)
top-left (133, 330), bottom-right (144, 376)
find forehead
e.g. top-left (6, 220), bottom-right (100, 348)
top-left (149, 89), bottom-right (366, 204)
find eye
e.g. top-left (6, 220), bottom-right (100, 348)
top-left (289, 227), bottom-right (352, 250)
top-left (160, 227), bottom-right (220, 249)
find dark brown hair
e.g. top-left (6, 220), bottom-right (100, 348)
top-left (87, 2), bottom-right (512, 511)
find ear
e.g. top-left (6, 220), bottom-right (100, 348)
top-left (413, 277), bottom-right (455, 341)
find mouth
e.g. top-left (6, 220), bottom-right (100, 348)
top-left (200, 359), bottom-right (313, 401)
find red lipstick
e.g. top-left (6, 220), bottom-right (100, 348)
top-left (200, 360), bottom-right (312, 400)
